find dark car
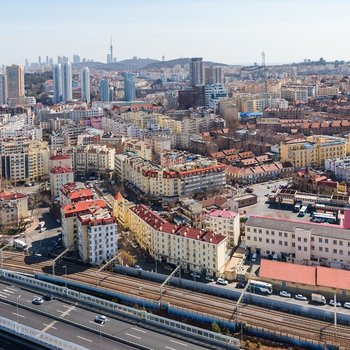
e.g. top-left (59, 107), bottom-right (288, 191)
top-left (245, 188), bottom-right (254, 193)
top-left (236, 283), bottom-right (245, 289)
top-left (43, 294), bottom-right (52, 301)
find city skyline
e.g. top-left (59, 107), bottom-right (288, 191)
top-left (2, 0), bottom-right (350, 66)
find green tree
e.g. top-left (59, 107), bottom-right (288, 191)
top-left (211, 322), bottom-right (221, 334)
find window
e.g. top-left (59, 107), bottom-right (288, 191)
top-left (298, 246), bottom-right (301, 251)
top-left (319, 238), bottom-right (322, 243)
top-left (297, 237), bottom-right (301, 242)
top-left (333, 240), bottom-right (337, 245)
top-left (334, 249), bottom-right (337, 254)
top-left (325, 248), bottom-right (329, 252)
top-left (303, 238), bottom-right (307, 243)
top-left (304, 247), bottom-right (307, 251)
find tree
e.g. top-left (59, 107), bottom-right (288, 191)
top-left (118, 250), bottom-right (136, 266)
top-left (211, 322), bottom-right (221, 334)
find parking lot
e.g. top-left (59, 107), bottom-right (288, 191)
top-left (241, 179), bottom-right (312, 222)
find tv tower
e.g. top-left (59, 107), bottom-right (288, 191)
top-left (110, 37), bottom-right (113, 62)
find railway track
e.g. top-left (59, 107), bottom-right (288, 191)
top-left (2, 251), bottom-right (350, 348)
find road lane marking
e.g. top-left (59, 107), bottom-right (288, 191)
top-left (12, 312), bottom-right (25, 319)
top-left (59, 305), bottom-right (75, 318)
top-left (42, 321), bottom-right (58, 331)
top-left (131, 327), bottom-right (147, 333)
top-left (169, 339), bottom-right (188, 347)
top-left (125, 333), bottom-right (142, 340)
top-left (62, 304), bottom-right (72, 308)
top-left (0, 295), bottom-right (7, 299)
top-left (77, 336), bottom-right (92, 343)
top-left (165, 347), bottom-right (176, 350)
top-left (56, 310), bottom-right (65, 313)
top-left (7, 287), bottom-right (17, 292)
top-left (3, 289), bottom-right (14, 294)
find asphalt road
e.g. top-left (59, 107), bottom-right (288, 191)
top-left (0, 281), bottom-right (209, 350)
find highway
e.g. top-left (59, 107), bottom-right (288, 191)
top-left (3, 251), bottom-right (350, 348)
top-left (0, 280), bottom-right (208, 350)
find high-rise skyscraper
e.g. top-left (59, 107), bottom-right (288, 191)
top-left (80, 67), bottom-right (90, 103)
top-left (190, 57), bottom-right (204, 86)
top-left (123, 73), bottom-right (136, 102)
top-left (61, 62), bottom-right (72, 102)
top-left (205, 66), bottom-right (223, 85)
top-left (100, 79), bottom-right (110, 101)
top-left (0, 73), bottom-right (8, 105)
top-left (53, 64), bottom-right (62, 103)
top-left (73, 54), bottom-right (81, 64)
top-left (6, 65), bottom-right (25, 105)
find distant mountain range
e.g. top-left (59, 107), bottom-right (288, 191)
top-left (72, 57), bottom-right (227, 71)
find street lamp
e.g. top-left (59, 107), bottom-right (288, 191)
top-left (63, 265), bottom-right (67, 289)
top-left (16, 295), bottom-right (21, 325)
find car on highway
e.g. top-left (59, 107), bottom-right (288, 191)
top-left (279, 291), bottom-right (291, 298)
top-left (94, 315), bottom-right (107, 324)
top-left (191, 272), bottom-right (201, 279)
top-left (32, 296), bottom-right (44, 305)
top-left (43, 294), bottom-right (52, 301)
top-left (329, 300), bottom-right (342, 307)
top-left (134, 265), bottom-right (142, 271)
top-left (344, 302), bottom-right (350, 309)
top-left (236, 282), bottom-right (245, 289)
top-left (294, 294), bottom-right (307, 301)
top-left (216, 278), bottom-right (228, 286)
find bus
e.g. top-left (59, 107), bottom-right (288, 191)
top-left (298, 205), bottom-right (308, 216)
top-left (249, 280), bottom-right (273, 294)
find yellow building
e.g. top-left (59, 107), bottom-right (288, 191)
top-left (113, 194), bottom-right (227, 276)
top-left (280, 135), bottom-right (348, 168)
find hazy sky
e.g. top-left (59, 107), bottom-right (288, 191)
top-left (2, 0), bottom-right (349, 66)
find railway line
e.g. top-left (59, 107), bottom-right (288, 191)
top-left (2, 251), bottom-right (350, 348)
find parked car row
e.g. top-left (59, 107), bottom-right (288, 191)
top-left (279, 291), bottom-right (350, 309)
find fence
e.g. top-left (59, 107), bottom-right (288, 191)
top-left (0, 269), bottom-right (240, 350)
top-left (0, 315), bottom-right (88, 350)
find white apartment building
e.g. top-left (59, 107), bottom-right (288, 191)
top-left (68, 108), bottom-right (103, 121)
top-left (245, 214), bottom-right (350, 269)
top-left (0, 138), bottom-right (49, 183)
top-left (204, 209), bottom-right (240, 248)
top-left (62, 199), bottom-right (107, 250)
top-left (129, 204), bottom-right (227, 275)
top-left (50, 167), bottom-right (74, 197)
top-left (66, 144), bottom-right (115, 177)
top-left (102, 117), bottom-right (141, 139)
top-left (77, 207), bottom-right (117, 266)
top-left (325, 156), bottom-right (350, 182)
top-left (123, 139), bottom-right (152, 160)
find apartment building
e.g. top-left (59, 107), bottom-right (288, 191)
top-left (77, 207), bottom-right (117, 266)
top-left (325, 156), bottom-right (350, 182)
top-left (0, 138), bottom-right (49, 183)
top-left (281, 87), bottom-right (309, 102)
top-left (204, 209), bottom-right (240, 248)
top-left (245, 213), bottom-right (350, 269)
top-left (128, 204), bottom-right (227, 275)
top-left (280, 135), bottom-right (348, 168)
top-left (123, 139), bottom-right (152, 160)
top-left (62, 199), bottom-right (107, 249)
top-left (60, 182), bottom-right (94, 207)
top-left (66, 144), bottom-right (115, 177)
top-left (0, 191), bottom-right (29, 228)
top-left (115, 153), bottom-right (226, 199)
top-left (50, 166), bottom-right (74, 197)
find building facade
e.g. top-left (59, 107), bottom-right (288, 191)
top-left (80, 67), bottom-right (90, 103)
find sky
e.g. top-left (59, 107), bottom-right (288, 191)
top-left (1, 0), bottom-right (350, 66)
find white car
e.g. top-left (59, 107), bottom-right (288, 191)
top-left (94, 315), bottom-right (107, 324)
top-left (329, 300), bottom-right (342, 307)
top-left (343, 302), bottom-right (350, 309)
top-left (40, 227), bottom-right (46, 232)
top-left (279, 291), bottom-right (291, 298)
top-left (216, 278), bottom-right (228, 286)
top-left (32, 296), bottom-right (44, 305)
top-left (295, 294), bottom-right (307, 301)
top-left (134, 265), bottom-right (142, 271)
